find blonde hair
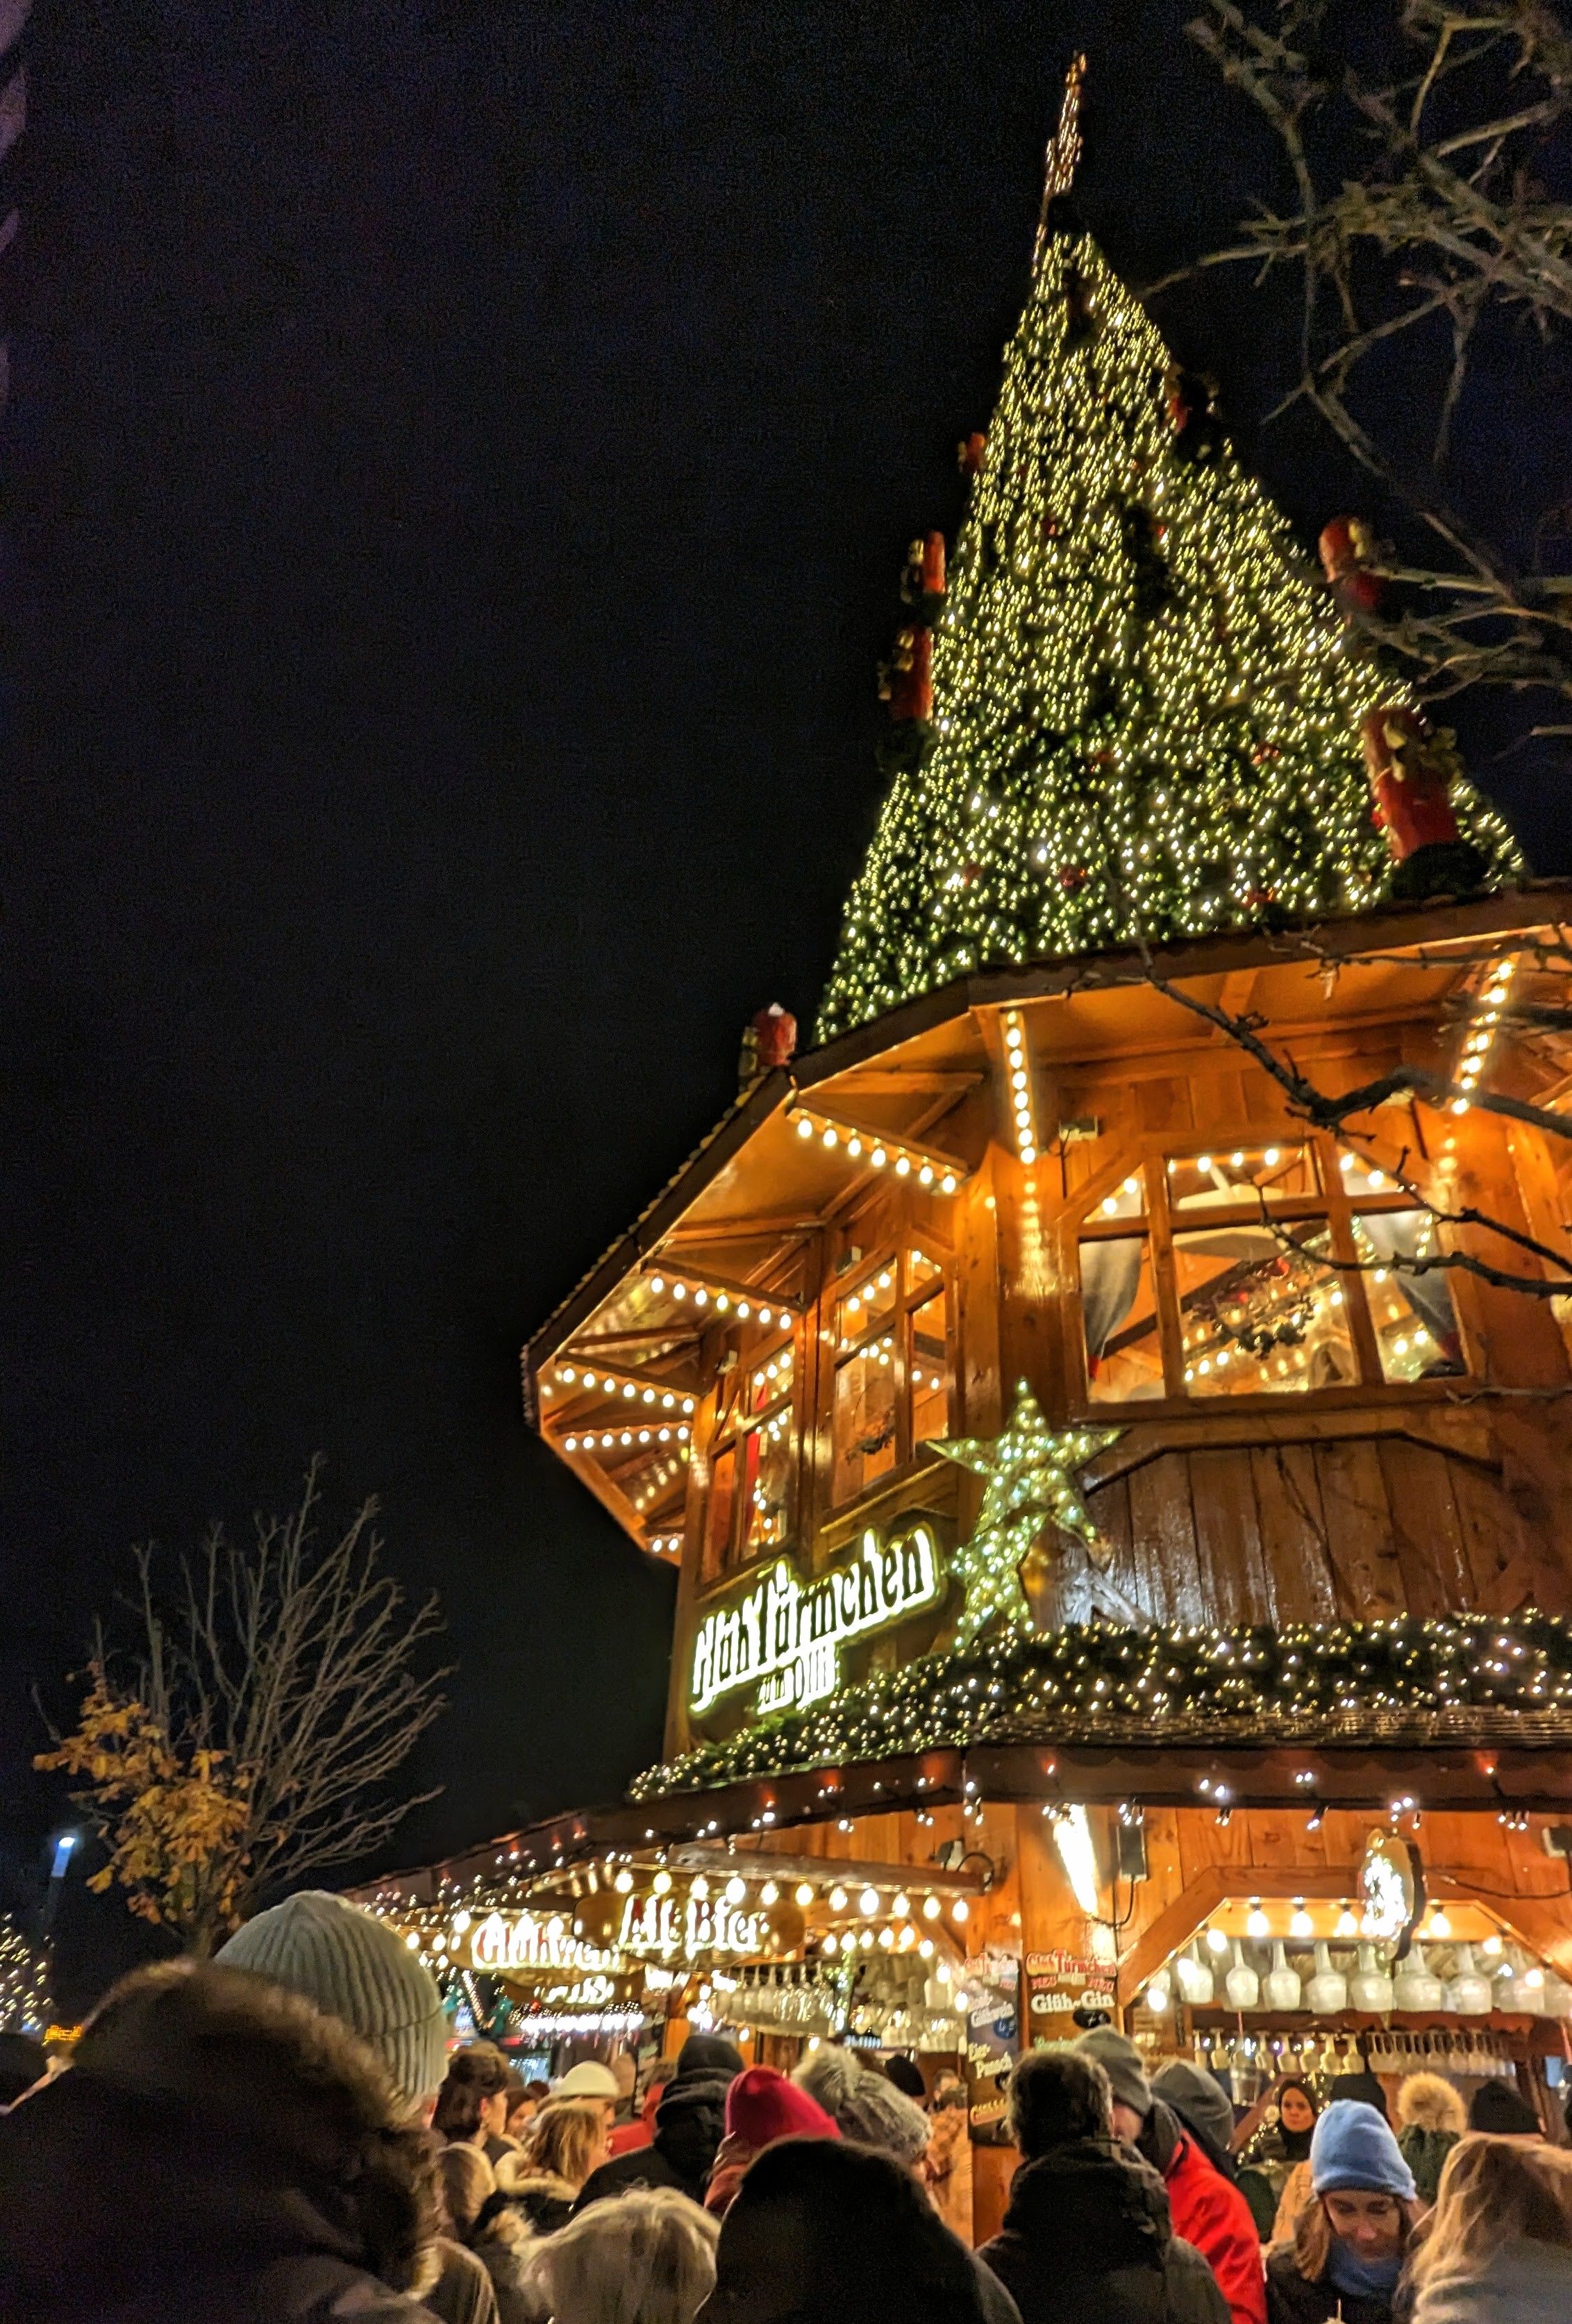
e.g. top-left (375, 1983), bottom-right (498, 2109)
top-left (526, 2186), bottom-right (718, 2324)
top-left (521, 2096), bottom-right (608, 2190)
top-left (1406, 2135), bottom-right (1572, 2299)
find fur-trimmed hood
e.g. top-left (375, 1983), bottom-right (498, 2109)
top-left (493, 2161), bottom-right (578, 2205)
top-left (1396, 2071), bottom-right (1466, 2135)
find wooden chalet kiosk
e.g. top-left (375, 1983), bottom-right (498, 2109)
top-left (360, 68), bottom-right (1572, 2242)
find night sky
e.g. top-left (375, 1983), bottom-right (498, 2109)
top-left (7, 0), bottom-right (1568, 2008)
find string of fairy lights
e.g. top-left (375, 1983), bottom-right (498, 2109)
top-left (815, 204), bottom-right (1520, 1043)
top-left (631, 1613), bottom-right (1572, 1798)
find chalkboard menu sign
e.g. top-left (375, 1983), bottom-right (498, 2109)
top-left (962, 1948), bottom-right (1022, 2144)
top-left (1024, 1948), bottom-right (1115, 2043)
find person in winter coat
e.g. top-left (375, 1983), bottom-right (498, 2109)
top-left (435, 2048), bottom-right (515, 2157)
top-left (574, 2034), bottom-right (743, 2210)
top-left (500, 2100), bottom-right (610, 2234)
top-left (704, 2064), bottom-right (839, 2218)
top-left (609, 2060), bottom-right (677, 2157)
top-left (1263, 2083), bottom-right (1321, 2249)
top-left (437, 2145), bottom-right (535, 2324)
top-left (1405, 2134), bottom-right (1572, 2324)
top-left (528, 2186), bottom-right (717, 2324)
top-left (926, 2075), bottom-right (975, 2246)
top-left (0, 1957), bottom-right (445, 2324)
top-left (697, 2134), bottom-right (1012, 2324)
top-left (1394, 2076), bottom-right (1466, 2210)
top-left (1154, 2062), bottom-right (1244, 2180)
top-left (978, 2048), bottom-right (1228, 2324)
top-left (1076, 2030), bottom-right (1265, 2324)
top-left (1266, 2101), bottom-right (1419, 2324)
top-left (1464, 2080), bottom-right (1542, 2141)
top-left (215, 1888), bottom-right (499, 2324)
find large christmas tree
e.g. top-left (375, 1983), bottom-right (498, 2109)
top-left (817, 65), bottom-right (1522, 1043)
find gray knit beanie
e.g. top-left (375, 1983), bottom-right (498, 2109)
top-left (794, 2048), bottom-right (931, 2164)
top-left (1071, 2027), bottom-right (1152, 2120)
top-left (216, 1891), bottom-right (448, 2107)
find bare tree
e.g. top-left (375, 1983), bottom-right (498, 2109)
top-left (37, 1461), bottom-right (449, 1955)
top-left (1167, 0), bottom-right (1572, 728)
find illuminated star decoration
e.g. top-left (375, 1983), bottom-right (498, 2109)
top-left (933, 1385), bottom-right (1122, 1652)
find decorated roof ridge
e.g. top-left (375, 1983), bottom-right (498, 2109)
top-left (813, 60), bottom-right (1524, 1043)
top-left (633, 1611), bottom-right (1572, 1800)
top-left (522, 880), bottom-right (1566, 1377)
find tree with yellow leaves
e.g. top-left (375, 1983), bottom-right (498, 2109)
top-left (37, 1461), bottom-right (448, 1955)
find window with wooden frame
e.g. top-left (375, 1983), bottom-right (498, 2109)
top-left (829, 1245), bottom-right (954, 1507)
top-left (1076, 1138), bottom-right (1464, 1406)
top-left (700, 1331), bottom-right (798, 1584)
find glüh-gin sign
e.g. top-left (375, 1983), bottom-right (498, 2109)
top-left (689, 1519), bottom-right (944, 1718)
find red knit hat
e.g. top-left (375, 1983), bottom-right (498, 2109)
top-left (725, 2064), bottom-right (842, 2148)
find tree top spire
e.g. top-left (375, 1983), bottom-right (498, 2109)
top-left (1033, 51), bottom-right (1087, 277)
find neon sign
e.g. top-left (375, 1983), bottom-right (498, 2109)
top-left (689, 1520), bottom-right (944, 1718)
top-left (619, 1891), bottom-right (766, 1962)
top-left (468, 1910), bottom-right (620, 1976)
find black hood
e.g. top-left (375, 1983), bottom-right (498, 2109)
top-left (653, 2071), bottom-right (731, 2192)
top-left (673, 2034), bottom-right (744, 2083)
top-left (1004, 2139), bottom-right (1173, 2268)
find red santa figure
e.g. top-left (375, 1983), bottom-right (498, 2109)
top-left (879, 624), bottom-right (933, 724)
top-left (1360, 708), bottom-right (1485, 898)
top-left (738, 1002), bottom-right (798, 1085)
top-left (1319, 516), bottom-right (1387, 617)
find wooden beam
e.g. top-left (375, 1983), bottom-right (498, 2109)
top-left (665, 1843), bottom-right (988, 1893)
top-left (639, 1259), bottom-right (805, 1316)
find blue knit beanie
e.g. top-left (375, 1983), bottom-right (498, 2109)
top-left (217, 1891), bottom-right (449, 2107)
top-left (1310, 2100), bottom-right (1416, 2200)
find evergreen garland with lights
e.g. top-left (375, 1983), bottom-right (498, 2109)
top-left (816, 169), bottom-right (1521, 1041)
top-left (633, 1613), bottom-right (1572, 1799)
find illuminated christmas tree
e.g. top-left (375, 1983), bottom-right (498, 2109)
top-left (817, 62), bottom-right (1522, 1041)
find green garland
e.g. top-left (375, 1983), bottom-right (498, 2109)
top-left (630, 1613), bottom-right (1572, 1800)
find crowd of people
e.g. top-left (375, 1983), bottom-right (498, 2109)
top-left (0, 1886), bottom-right (1570, 2323)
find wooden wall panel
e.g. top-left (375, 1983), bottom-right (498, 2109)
top-left (1378, 1440), bottom-right (1472, 1616)
top-left (1251, 1443), bottom-right (1339, 1622)
top-left (1128, 1453), bottom-right (1207, 1622)
top-left (1189, 1448), bottom-right (1271, 1627)
top-left (1450, 1457), bottom-right (1524, 1606)
top-left (1316, 1438), bottom-right (1405, 1617)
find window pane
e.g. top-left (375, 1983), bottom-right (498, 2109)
top-left (906, 1245), bottom-right (944, 1300)
top-left (832, 1340), bottom-right (898, 1503)
top-left (1175, 1222), bottom-right (1355, 1396)
top-left (1168, 1143), bottom-right (1319, 1213)
top-left (703, 1442), bottom-right (737, 1580)
top-left (748, 1340), bottom-right (795, 1413)
top-left (1336, 1151), bottom-right (1403, 1203)
top-left (908, 1287), bottom-right (952, 1445)
top-left (835, 1264), bottom-right (896, 1349)
top-left (742, 1404), bottom-right (795, 1552)
top-left (1355, 1210), bottom-right (1464, 1379)
top-left (1080, 1235), bottom-right (1164, 1402)
top-left (1089, 1170), bottom-right (1147, 1225)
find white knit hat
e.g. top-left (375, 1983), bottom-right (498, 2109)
top-left (552, 2059), bottom-right (621, 2100)
top-left (216, 1891), bottom-right (449, 2106)
top-left (794, 2048), bottom-right (931, 2164)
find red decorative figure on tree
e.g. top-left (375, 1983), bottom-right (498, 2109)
top-left (1360, 707), bottom-right (1486, 899)
top-left (880, 624), bottom-right (933, 724)
top-left (957, 431), bottom-right (987, 477)
top-left (1319, 516), bottom-right (1387, 617)
top-left (737, 1002), bottom-right (798, 1086)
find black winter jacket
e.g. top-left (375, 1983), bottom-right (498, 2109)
top-left (979, 2139), bottom-right (1230, 2324)
top-left (574, 2070), bottom-right (732, 2210)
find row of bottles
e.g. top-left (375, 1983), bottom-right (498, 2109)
top-left (1153, 1938), bottom-right (1572, 2018)
top-left (1189, 2026), bottom-right (1524, 2105)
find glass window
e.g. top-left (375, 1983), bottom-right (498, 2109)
top-left (1167, 1144), bottom-right (1319, 1212)
top-left (703, 1441), bottom-right (737, 1581)
top-left (1175, 1223), bottom-right (1355, 1395)
top-left (835, 1265), bottom-right (896, 1349)
top-left (833, 1334), bottom-right (898, 1503)
top-left (748, 1341), bottom-right (795, 1413)
top-left (907, 1245), bottom-right (945, 1300)
top-left (1089, 1170), bottom-right (1147, 1225)
top-left (1336, 1151), bottom-right (1403, 1203)
top-left (1354, 1211), bottom-right (1463, 1379)
top-left (908, 1286), bottom-right (952, 1445)
top-left (1080, 1235), bottom-right (1164, 1402)
top-left (739, 1403), bottom-right (794, 1555)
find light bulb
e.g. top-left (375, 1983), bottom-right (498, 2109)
top-left (892, 1893), bottom-right (910, 1918)
top-left (1205, 1926), bottom-right (1228, 1956)
top-left (829, 1886), bottom-right (848, 1913)
top-left (1427, 1910), bottom-right (1451, 1940)
top-left (1246, 1904), bottom-right (1270, 1938)
top-left (951, 1898), bottom-right (969, 1924)
top-left (614, 1868), bottom-right (634, 1893)
top-left (724, 1875), bottom-right (747, 1906)
top-left (822, 1934), bottom-right (838, 1956)
top-left (859, 1887), bottom-right (880, 1917)
top-left (760, 1882), bottom-right (779, 1907)
top-left (1290, 1907), bottom-right (1313, 1939)
top-left (922, 1895), bottom-right (942, 1921)
top-left (689, 1875), bottom-right (709, 1901)
top-left (794, 1882), bottom-right (814, 1909)
top-left (1335, 1907), bottom-right (1358, 1939)
top-left (1482, 1933), bottom-right (1504, 1957)
top-left (652, 1870), bottom-right (672, 1895)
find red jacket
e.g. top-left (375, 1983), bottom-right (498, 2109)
top-left (1160, 2128), bottom-right (1265, 2324)
top-left (608, 2079), bottom-right (664, 2157)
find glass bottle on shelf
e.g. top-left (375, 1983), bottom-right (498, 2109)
top-left (1305, 1941), bottom-right (1348, 2016)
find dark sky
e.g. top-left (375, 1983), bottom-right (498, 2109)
top-left (7, 0), bottom-right (1569, 2007)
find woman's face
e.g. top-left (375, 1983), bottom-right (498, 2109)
top-left (1324, 2190), bottom-right (1403, 2263)
top-left (1279, 2086), bottom-right (1316, 2135)
top-left (480, 2089), bottom-right (510, 2139)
